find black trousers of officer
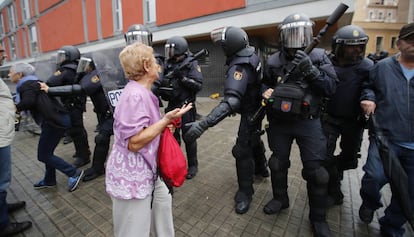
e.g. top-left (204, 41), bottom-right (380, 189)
top-left (267, 118), bottom-right (329, 221)
top-left (68, 107), bottom-right (90, 161)
top-left (232, 113), bottom-right (257, 200)
top-left (322, 116), bottom-right (365, 199)
top-left (91, 113), bottom-right (114, 172)
top-left (172, 107), bottom-right (198, 169)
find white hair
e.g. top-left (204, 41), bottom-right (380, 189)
top-left (12, 62), bottom-right (36, 76)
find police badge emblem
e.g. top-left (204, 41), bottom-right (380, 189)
top-left (281, 100), bottom-right (292, 112)
top-left (233, 71), bottom-right (242, 80)
top-left (54, 70), bottom-right (61, 76)
top-left (91, 75), bottom-right (100, 83)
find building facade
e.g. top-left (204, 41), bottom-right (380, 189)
top-left (352, 0), bottom-right (413, 57)
top-left (0, 0), bottom-right (355, 95)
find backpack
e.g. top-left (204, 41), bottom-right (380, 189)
top-left (157, 118), bottom-right (187, 190)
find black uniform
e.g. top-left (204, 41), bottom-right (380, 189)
top-left (322, 24), bottom-right (374, 207)
top-left (262, 48), bottom-right (337, 228)
top-left (79, 70), bottom-right (113, 181)
top-left (161, 53), bottom-right (203, 178)
top-left (185, 26), bottom-right (266, 214)
top-left (323, 57), bottom-right (373, 203)
top-left (47, 63), bottom-right (90, 167)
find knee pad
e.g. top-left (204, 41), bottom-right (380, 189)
top-left (268, 155), bottom-right (290, 172)
top-left (232, 143), bottom-right (250, 160)
top-left (302, 166), bottom-right (329, 185)
top-left (95, 133), bottom-right (110, 146)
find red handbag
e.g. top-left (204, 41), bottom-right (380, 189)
top-left (157, 118), bottom-right (187, 189)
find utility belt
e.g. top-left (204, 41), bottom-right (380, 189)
top-left (269, 82), bottom-right (320, 120)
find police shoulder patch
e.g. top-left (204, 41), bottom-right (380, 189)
top-left (91, 75), bottom-right (100, 83)
top-left (197, 65), bottom-right (201, 72)
top-left (54, 70), bottom-right (61, 76)
top-left (233, 71), bottom-right (243, 80)
top-left (157, 64), bottom-right (162, 73)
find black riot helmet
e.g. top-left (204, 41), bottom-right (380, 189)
top-left (331, 25), bottom-right (368, 65)
top-left (279, 13), bottom-right (314, 58)
top-left (210, 26), bottom-right (254, 57)
top-left (164, 36), bottom-right (189, 61)
top-left (76, 55), bottom-right (95, 73)
top-left (56, 45), bottom-right (80, 66)
top-left (124, 24), bottom-right (153, 46)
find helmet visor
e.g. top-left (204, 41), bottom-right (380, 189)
top-left (164, 43), bottom-right (176, 60)
top-left (77, 57), bottom-right (93, 73)
top-left (335, 37), bottom-right (368, 46)
top-left (56, 50), bottom-right (67, 65)
top-left (125, 31), bottom-right (151, 45)
top-left (210, 27), bottom-right (226, 44)
top-left (280, 21), bottom-right (313, 48)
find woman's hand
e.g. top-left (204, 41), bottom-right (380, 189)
top-left (164, 103), bottom-right (193, 122)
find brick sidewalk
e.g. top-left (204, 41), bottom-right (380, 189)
top-left (7, 97), bottom-right (413, 236)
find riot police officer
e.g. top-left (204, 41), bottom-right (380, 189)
top-left (125, 23), bottom-right (166, 108)
top-left (77, 56), bottom-right (114, 181)
top-left (184, 26), bottom-right (264, 214)
top-left (40, 55), bottom-right (113, 181)
top-left (161, 36), bottom-right (203, 179)
top-left (323, 25), bottom-right (374, 206)
top-left (46, 45), bottom-right (91, 168)
top-left (261, 14), bottom-right (337, 236)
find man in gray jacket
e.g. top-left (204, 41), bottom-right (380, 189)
top-left (0, 45), bottom-right (32, 237)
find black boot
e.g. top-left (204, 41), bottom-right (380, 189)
top-left (253, 141), bottom-right (270, 178)
top-left (263, 169), bottom-right (289, 214)
top-left (7, 201), bottom-right (26, 213)
top-left (71, 128), bottom-right (91, 167)
top-left (325, 159), bottom-right (343, 208)
top-left (73, 157), bottom-right (91, 168)
top-left (311, 221), bottom-right (331, 237)
top-left (303, 166), bottom-right (331, 237)
top-left (0, 221), bottom-right (32, 236)
top-left (234, 191), bottom-right (252, 214)
top-left (186, 166), bottom-right (198, 179)
top-left (83, 167), bottom-right (104, 182)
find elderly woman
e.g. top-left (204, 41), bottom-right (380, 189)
top-left (105, 43), bottom-right (192, 237)
top-left (10, 62), bottom-right (84, 192)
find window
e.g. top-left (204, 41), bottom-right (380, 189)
top-left (21, 0), bottom-right (30, 21)
top-left (7, 4), bottom-right (16, 30)
top-left (145, 0), bottom-right (156, 23)
top-left (28, 24), bottom-right (38, 54)
top-left (113, 0), bottom-right (122, 32)
top-left (369, 10), bottom-right (375, 20)
top-left (8, 35), bottom-right (16, 60)
top-left (391, 36), bottom-right (397, 49)
top-left (378, 11), bottom-right (384, 20)
top-left (387, 11), bottom-right (392, 20)
top-left (376, 36), bottom-right (384, 52)
top-left (0, 13), bottom-right (4, 35)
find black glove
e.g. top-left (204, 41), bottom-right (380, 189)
top-left (183, 120), bottom-right (209, 142)
top-left (292, 50), bottom-right (320, 80)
